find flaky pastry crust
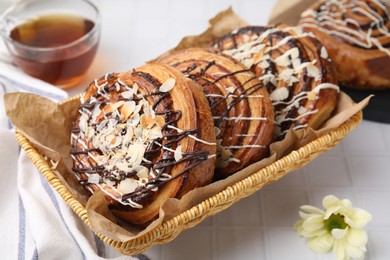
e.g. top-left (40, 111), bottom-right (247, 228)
top-left (299, 0), bottom-right (390, 89)
top-left (157, 48), bottom-right (275, 178)
top-left (213, 25), bottom-right (339, 138)
top-left (71, 64), bottom-right (216, 225)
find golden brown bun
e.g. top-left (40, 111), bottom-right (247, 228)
top-left (299, 0), bottom-right (390, 89)
top-left (71, 63), bottom-right (216, 225)
top-left (213, 25), bottom-right (339, 138)
top-left (157, 48), bottom-right (275, 178)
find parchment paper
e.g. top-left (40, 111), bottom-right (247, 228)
top-left (4, 7), bottom-right (371, 242)
top-left (268, 0), bottom-right (314, 25)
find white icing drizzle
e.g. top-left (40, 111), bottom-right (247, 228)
top-left (166, 125), bottom-right (216, 146)
top-left (235, 133), bottom-right (258, 137)
top-left (227, 157), bottom-right (241, 163)
top-left (218, 116), bottom-right (268, 121)
top-left (312, 82), bottom-right (340, 93)
top-left (223, 144), bottom-right (265, 149)
top-left (300, 0), bottom-right (390, 57)
top-left (279, 109), bottom-right (319, 123)
top-left (281, 123), bottom-right (309, 136)
top-left (152, 141), bottom-right (176, 153)
top-left (205, 93), bottom-right (264, 99)
top-left (96, 183), bottom-right (143, 209)
top-left (218, 24), bottom-right (342, 137)
top-left (265, 33), bottom-right (314, 52)
top-left (72, 75), bottom-right (215, 209)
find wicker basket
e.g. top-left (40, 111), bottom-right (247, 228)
top-left (15, 100), bottom-right (363, 255)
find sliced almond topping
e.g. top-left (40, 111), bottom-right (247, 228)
top-left (130, 143), bottom-right (146, 166)
top-left (111, 136), bottom-right (122, 148)
top-left (135, 166), bottom-right (149, 179)
top-left (143, 102), bottom-right (151, 116)
top-left (174, 145), bottom-right (183, 162)
top-left (292, 58), bottom-right (302, 71)
top-left (290, 47), bottom-right (300, 59)
top-left (134, 124), bottom-right (143, 137)
top-left (122, 126), bottom-right (134, 144)
top-left (149, 126), bottom-right (163, 139)
top-left (289, 76), bottom-right (299, 84)
top-left (120, 101), bottom-right (136, 122)
top-left (242, 58), bottom-right (254, 68)
top-left (133, 83), bottom-right (139, 94)
top-left (105, 179), bottom-right (115, 188)
top-left (298, 106), bottom-right (307, 115)
top-left (156, 115), bottom-right (165, 128)
top-left (250, 43), bottom-right (265, 53)
top-left (121, 90), bottom-right (134, 99)
top-left (102, 101), bottom-right (125, 114)
top-left (279, 69), bottom-right (295, 81)
top-left (117, 179), bottom-right (138, 194)
top-left (259, 60), bottom-right (270, 69)
top-left (270, 87), bottom-right (289, 102)
top-left (274, 55), bottom-right (291, 67)
top-left (91, 106), bottom-right (102, 121)
top-left (105, 134), bottom-right (115, 146)
top-left (226, 86), bottom-right (236, 93)
top-left (140, 114), bottom-right (148, 129)
top-left (78, 114), bottom-right (88, 133)
top-left (145, 115), bottom-right (155, 128)
top-left (159, 78), bottom-right (176, 92)
top-left (320, 46), bottom-right (328, 59)
top-left (307, 91), bottom-right (317, 101)
top-left (88, 174), bottom-right (100, 184)
top-left (306, 63), bottom-right (321, 80)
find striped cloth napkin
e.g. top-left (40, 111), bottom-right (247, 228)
top-left (0, 49), bottom-right (150, 259)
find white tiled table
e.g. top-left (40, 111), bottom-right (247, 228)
top-left (67, 1), bottom-right (390, 259)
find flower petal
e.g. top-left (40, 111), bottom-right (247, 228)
top-left (346, 228), bottom-right (368, 247)
top-left (294, 220), bottom-right (304, 233)
top-left (331, 228), bottom-right (348, 240)
top-left (307, 233), bottom-right (334, 254)
top-left (324, 206), bottom-right (342, 219)
top-left (300, 205), bottom-right (325, 215)
top-left (344, 241), bottom-right (366, 259)
top-left (345, 208), bottom-right (372, 228)
top-left (296, 222), bottom-right (328, 238)
top-left (333, 239), bottom-right (346, 260)
top-left (323, 195), bottom-right (341, 209)
top-left (299, 211), bottom-right (313, 220)
top-left (341, 198), bottom-right (352, 210)
top-left (302, 215), bottom-right (325, 232)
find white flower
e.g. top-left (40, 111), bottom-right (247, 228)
top-left (294, 195), bottom-right (372, 260)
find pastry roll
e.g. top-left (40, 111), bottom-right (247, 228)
top-left (70, 64), bottom-right (216, 225)
top-left (299, 0), bottom-right (390, 89)
top-left (213, 25), bottom-right (339, 138)
top-left (157, 48), bottom-right (274, 177)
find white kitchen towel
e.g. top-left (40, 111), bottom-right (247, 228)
top-left (0, 55), bottom-right (149, 259)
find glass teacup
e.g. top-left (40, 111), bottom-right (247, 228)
top-left (1, 0), bottom-right (101, 89)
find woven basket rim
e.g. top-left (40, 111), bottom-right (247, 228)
top-left (15, 96), bottom-right (363, 254)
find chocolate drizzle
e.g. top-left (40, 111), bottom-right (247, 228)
top-left (156, 48), bottom-right (275, 177)
top-left (177, 60), bottom-right (264, 133)
top-left (70, 71), bottom-right (210, 207)
top-left (122, 150), bottom-right (209, 200)
top-left (303, 0), bottom-right (390, 51)
top-left (213, 25), bottom-right (339, 138)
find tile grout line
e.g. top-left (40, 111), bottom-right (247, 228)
top-left (212, 215), bottom-right (217, 260)
top-left (379, 123), bottom-right (390, 151)
top-left (259, 190), bottom-right (272, 259)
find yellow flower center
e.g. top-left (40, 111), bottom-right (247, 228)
top-left (324, 214), bottom-right (348, 232)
